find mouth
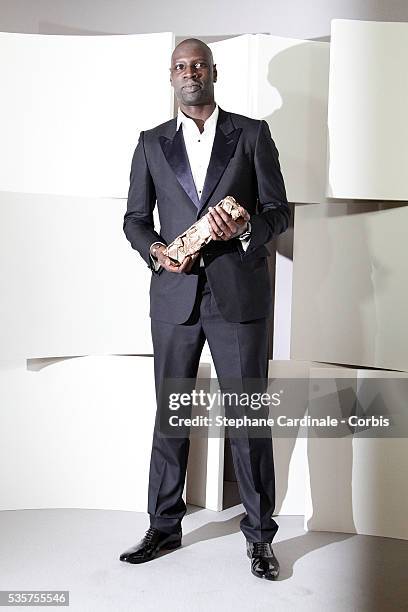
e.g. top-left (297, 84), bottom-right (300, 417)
top-left (183, 83), bottom-right (202, 92)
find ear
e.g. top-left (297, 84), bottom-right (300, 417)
top-left (213, 63), bottom-right (217, 83)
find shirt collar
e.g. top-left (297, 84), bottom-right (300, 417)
top-left (176, 103), bottom-right (219, 132)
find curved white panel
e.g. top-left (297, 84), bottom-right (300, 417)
top-left (0, 192), bottom-right (152, 359)
top-left (327, 19), bottom-right (408, 200)
top-left (305, 367), bottom-right (408, 540)
top-left (0, 31), bottom-right (174, 197)
top-left (210, 34), bottom-right (329, 204)
top-left (291, 202), bottom-right (408, 372)
top-left (0, 356), bottom-right (157, 511)
top-left (0, 356), bottom-right (213, 512)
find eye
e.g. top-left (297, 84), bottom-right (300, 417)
top-left (174, 64), bottom-right (184, 70)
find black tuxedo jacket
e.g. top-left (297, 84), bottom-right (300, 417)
top-left (123, 106), bottom-right (290, 324)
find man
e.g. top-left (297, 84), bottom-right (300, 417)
top-left (120, 38), bottom-right (290, 581)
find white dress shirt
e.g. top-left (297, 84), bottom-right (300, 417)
top-left (150, 103), bottom-right (251, 270)
top-left (180, 102), bottom-right (219, 201)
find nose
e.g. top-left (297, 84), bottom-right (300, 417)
top-left (184, 63), bottom-right (199, 79)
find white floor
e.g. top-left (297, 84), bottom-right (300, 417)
top-left (0, 505), bottom-right (407, 611)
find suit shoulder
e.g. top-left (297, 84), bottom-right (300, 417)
top-left (227, 111), bottom-right (262, 132)
top-left (142, 117), bottom-right (175, 139)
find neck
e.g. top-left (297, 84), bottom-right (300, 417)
top-left (179, 102), bottom-right (216, 133)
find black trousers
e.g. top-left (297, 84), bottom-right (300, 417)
top-left (148, 267), bottom-right (278, 543)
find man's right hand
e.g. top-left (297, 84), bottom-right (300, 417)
top-left (151, 244), bottom-right (200, 274)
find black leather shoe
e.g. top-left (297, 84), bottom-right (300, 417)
top-left (120, 526), bottom-right (182, 564)
top-left (246, 541), bottom-right (280, 580)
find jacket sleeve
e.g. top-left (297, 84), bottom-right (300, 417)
top-left (123, 131), bottom-right (166, 274)
top-left (242, 119), bottom-right (291, 258)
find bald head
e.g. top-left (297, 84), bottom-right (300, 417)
top-left (171, 38), bottom-right (214, 66)
top-left (169, 38), bottom-right (217, 108)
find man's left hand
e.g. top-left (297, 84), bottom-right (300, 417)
top-left (207, 204), bottom-right (250, 241)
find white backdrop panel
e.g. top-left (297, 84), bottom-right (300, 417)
top-left (273, 248), bottom-right (293, 359)
top-left (0, 192), bottom-right (152, 359)
top-left (0, 356), bottom-right (157, 511)
top-left (186, 357), bottom-right (309, 515)
top-left (327, 19), bottom-right (408, 200)
top-left (209, 35), bottom-right (328, 363)
top-left (0, 31), bottom-right (173, 198)
top-left (291, 202), bottom-right (408, 372)
top-left (305, 367), bottom-right (408, 540)
top-left (269, 359), bottom-right (315, 516)
top-left (210, 34), bottom-right (329, 204)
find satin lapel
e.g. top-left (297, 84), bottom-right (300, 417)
top-left (159, 124), bottom-right (200, 209)
top-left (198, 109), bottom-right (242, 215)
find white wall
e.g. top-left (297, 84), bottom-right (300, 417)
top-left (0, 32), bottom-right (173, 359)
top-left (0, 31), bottom-right (173, 198)
top-left (2, 2), bottom-right (408, 538)
top-left (1, 0), bottom-right (408, 38)
top-left (0, 356), bottom-right (157, 511)
top-left (327, 19), bottom-right (408, 200)
top-left (0, 192), bottom-right (154, 359)
top-left (305, 366), bottom-right (408, 540)
top-left (291, 202), bottom-right (408, 372)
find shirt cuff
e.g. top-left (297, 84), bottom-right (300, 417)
top-left (238, 221), bottom-right (251, 252)
top-left (149, 241), bottom-right (166, 272)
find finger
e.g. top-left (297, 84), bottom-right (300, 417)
top-left (215, 205), bottom-right (235, 225)
top-left (161, 256), bottom-right (179, 270)
top-left (184, 259), bottom-right (195, 273)
top-left (238, 205), bottom-right (250, 221)
top-left (178, 257), bottom-right (190, 271)
top-left (208, 207), bottom-right (231, 237)
top-left (210, 206), bottom-right (229, 227)
top-left (208, 210), bottom-right (223, 238)
top-left (183, 253), bottom-right (200, 273)
top-left (177, 255), bottom-right (194, 273)
top-left (208, 217), bottom-right (223, 236)
top-left (165, 262), bottom-right (181, 272)
top-left (219, 209), bottom-right (239, 232)
top-left (185, 252), bottom-right (200, 265)
top-left (209, 225), bottom-right (221, 241)
top-left (160, 253), bottom-right (183, 271)
top-left (213, 206), bottom-right (237, 236)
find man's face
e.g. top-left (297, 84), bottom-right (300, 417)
top-left (170, 43), bottom-right (217, 107)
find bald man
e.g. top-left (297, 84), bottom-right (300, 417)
top-left (120, 38), bottom-right (290, 581)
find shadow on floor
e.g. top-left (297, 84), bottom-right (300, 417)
top-left (181, 506), bottom-right (354, 582)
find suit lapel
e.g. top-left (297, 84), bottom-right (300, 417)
top-left (159, 125), bottom-right (200, 208)
top-left (159, 107), bottom-right (242, 215)
top-left (198, 109), bottom-right (241, 214)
